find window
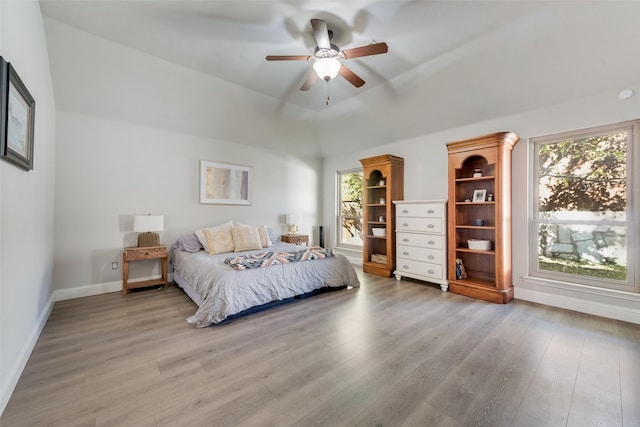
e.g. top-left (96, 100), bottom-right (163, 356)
top-left (337, 169), bottom-right (363, 247)
top-left (530, 120), bottom-right (638, 292)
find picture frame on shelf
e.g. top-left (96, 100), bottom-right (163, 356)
top-left (199, 160), bottom-right (252, 205)
top-left (0, 57), bottom-right (35, 171)
top-left (472, 189), bottom-right (486, 202)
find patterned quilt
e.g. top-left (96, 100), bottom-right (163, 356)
top-left (225, 246), bottom-right (334, 270)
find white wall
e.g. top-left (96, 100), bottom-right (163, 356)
top-left (0, 0), bottom-right (57, 415)
top-left (53, 111), bottom-right (322, 292)
top-left (324, 83), bottom-right (640, 323)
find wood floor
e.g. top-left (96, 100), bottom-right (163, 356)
top-left (2, 268), bottom-right (640, 426)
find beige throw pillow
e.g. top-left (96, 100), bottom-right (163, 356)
top-left (203, 227), bottom-right (235, 254)
top-left (236, 223), bottom-right (272, 248)
top-left (231, 226), bottom-right (263, 252)
top-left (194, 221), bottom-right (233, 255)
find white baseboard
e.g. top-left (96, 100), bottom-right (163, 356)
top-left (515, 286), bottom-right (640, 325)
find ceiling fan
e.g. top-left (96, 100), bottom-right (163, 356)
top-left (266, 18), bottom-right (388, 91)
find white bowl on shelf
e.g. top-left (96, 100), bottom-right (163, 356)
top-left (468, 239), bottom-right (491, 250)
top-left (372, 228), bottom-right (386, 237)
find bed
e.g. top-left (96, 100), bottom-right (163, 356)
top-left (171, 226), bottom-right (360, 328)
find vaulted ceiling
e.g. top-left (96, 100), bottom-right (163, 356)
top-left (39, 1), bottom-right (640, 156)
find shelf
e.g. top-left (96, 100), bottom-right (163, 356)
top-left (368, 221), bottom-right (387, 225)
top-left (455, 201), bottom-right (495, 205)
top-left (456, 248), bottom-right (495, 255)
top-left (456, 225), bottom-right (495, 230)
top-left (368, 235), bottom-right (387, 239)
top-left (366, 185), bottom-right (386, 189)
top-left (367, 204), bottom-right (387, 207)
top-left (455, 175), bottom-right (495, 182)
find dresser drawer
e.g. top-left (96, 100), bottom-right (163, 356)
top-left (395, 259), bottom-right (443, 280)
top-left (124, 246), bottom-right (167, 261)
top-left (397, 245), bottom-right (443, 264)
top-left (397, 217), bottom-right (443, 233)
top-left (397, 233), bottom-right (444, 249)
top-left (396, 203), bottom-right (443, 218)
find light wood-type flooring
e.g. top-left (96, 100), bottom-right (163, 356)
top-left (2, 268), bottom-right (640, 426)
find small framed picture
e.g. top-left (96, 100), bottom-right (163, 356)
top-left (472, 189), bottom-right (486, 202)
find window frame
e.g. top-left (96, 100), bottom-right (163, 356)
top-left (529, 119), bottom-right (638, 293)
top-left (336, 168), bottom-right (364, 250)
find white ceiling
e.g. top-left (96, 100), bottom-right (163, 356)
top-left (39, 0), bottom-right (640, 156)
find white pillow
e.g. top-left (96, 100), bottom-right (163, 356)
top-left (195, 221), bottom-right (234, 254)
top-left (236, 223), bottom-right (272, 248)
top-left (231, 226), bottom-right (263, 252)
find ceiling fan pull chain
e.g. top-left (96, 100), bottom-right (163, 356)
top-left (326, 83), bottom-right (330, 106)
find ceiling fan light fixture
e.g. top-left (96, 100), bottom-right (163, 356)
top-left (313, 58), bottom-right (341, 82)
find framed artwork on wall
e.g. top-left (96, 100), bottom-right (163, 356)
top-left (200, 160), bottom-right (252, 205)
top-left (0, 56), bottom-right (35, 171)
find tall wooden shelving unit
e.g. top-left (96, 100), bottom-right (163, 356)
top-left (360, 154), bottom-right (404, 277)
top-left (446, 132), bottom-right (519, 303)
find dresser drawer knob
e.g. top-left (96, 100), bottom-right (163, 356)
top-left (403, 238), bottom-right (409, 242)
top-left (428, 255), bottom-right (435, 260)
top-left (427, 224), bottom-right (434, 229)
top-left (428, 270), bottom-right (435, 274)
top-left (403, 251), bottom-right (409, 256)
top-left (402, 209), bottom-right (409, 214)
top-left (403, 265), bottom-right (409, 269)
top-left (403, 223), bottom-right (409, 227)
top-left (428, 240), bottom-right (435, 245)
top-left (427, 209), bottom-right (434, 214)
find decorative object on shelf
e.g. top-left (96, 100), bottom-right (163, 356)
top-left (455, 258), bottom-right (467, 279)
top-left (379, 216), bottom-right (385, 222)
top-left (360, 154), bottom-right (404, 277)
top-left (472, 189), bottom-right (487, 202)
top-left (372, 228), bottom-right (386, 237)
top-left (487, 193), bottom-right (494, 202)
top-left (200, 160), bottom-right (252, 205)
top-left (371, 253), bottom-right (387, 264)
top-left (447, 131), bottom-right (519, 304)
top-left (286, 213), bottom-right (302, 234)
top-left (473, 168), bottom-right (482, 177)
top-left (474, 218), bottom-right (485, 226)
top-left (0, 56), bottom-right (35, 171)
top-left (467, 239), bottom-right (491, 250)
top-left (134, 214), bottom-right (164, 247)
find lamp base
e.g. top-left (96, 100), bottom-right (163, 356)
top-left (288, 225), bottom-right (298, 234)
top-left (138, 232), bottom-right (160, 247)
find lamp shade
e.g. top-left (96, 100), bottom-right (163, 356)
top-left (313, 58), bottom-right (341, 81)
top-left (133, 215), bottom-right (164, 232)
top-left (286, 213), bottom-right (301, 226)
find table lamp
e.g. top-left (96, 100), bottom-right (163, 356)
top-left (286, 213), bottom-right (301, 234)
top-left (133, 214), bottom-right (164, 247)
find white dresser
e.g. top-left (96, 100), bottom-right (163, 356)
top-left (393, 200), bottom-right (448, 291)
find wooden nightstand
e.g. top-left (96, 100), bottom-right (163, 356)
top-left (122, 245), bottom-right (168, 295)
top-left (281, 234), bottom-right (309, 246)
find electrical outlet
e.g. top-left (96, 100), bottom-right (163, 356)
top-left (112, 262), bottom-right (118, 270)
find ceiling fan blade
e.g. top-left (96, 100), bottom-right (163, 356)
top-left (300, 69), bottom-right (318, 91)
top-left (338, 65), bottom-right (365, 88)
top-left (266, 55), bottom-right (312, 61)
top-left (310, 19), bottom-right (331, 49)
top-left (340, 42), bottom-right (388, 59)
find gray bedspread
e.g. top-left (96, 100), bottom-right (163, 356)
top-left (172, 242), bottom-right (360, 327)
